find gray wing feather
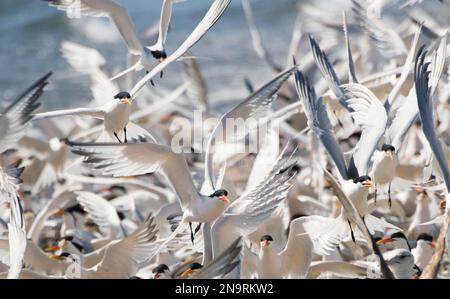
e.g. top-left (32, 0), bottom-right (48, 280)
top-left (415, 46), bottom-right (450, 193)
top-left (294, 69), bottom-right (349, 180)
top-left (308, 34), bottom-right (352, 112)
top-left (0, 72), bottom-right (51, 153)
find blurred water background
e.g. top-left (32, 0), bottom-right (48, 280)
top-left (2, 0), bottom-right (448, 111)
top-left (0, 0), bottom-right (299, 110)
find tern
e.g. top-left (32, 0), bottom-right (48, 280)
top-left (32, 91), bottom-right (155, 143)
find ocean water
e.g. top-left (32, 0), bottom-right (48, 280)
top-left (0, 0), bottom-right (298, 110)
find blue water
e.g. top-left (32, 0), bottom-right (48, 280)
top-left (0, 0), bottom-right (298, 110)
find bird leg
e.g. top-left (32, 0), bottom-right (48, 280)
top-left (145, 70), bottom-right (155, 87)
top-left (348, 220), bottom-right (356, 243)
top-left (194, 223), bottom-right (201, 234)
top-left (388, 183), bottom-right (392, 208)
top-left (374, 184), bottom-right (377, 206)
top-left (114, 132), bottom-right (122, 143)
top-left (124, 127), bottom-right (128, 143)
top-left (160, 71), bottom-right (164, 79)
top-left (333, 110), bottom-right (344, 130)
top-left (189, 222), bottom-right (195, 245)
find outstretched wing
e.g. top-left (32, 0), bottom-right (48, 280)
top-left (191, 237), bottom-right (242, 279)
top-left (294, 69), bottom-right (349, 180)
top-left (148, 0), bottom-right (173, 53)
top-left (415, 46), bottom-right (450, 193)
top-left (86, 213), bottom-right (158, 278)
top-left (0, 72), bottom-right (51, 153)
top-left (352, 0), bottom-right (407, 58)
top-left (47, 0), bottom-right (144, 56)
top-left (308, 35), bottom-right (352, 112)
top-left (241, 0), bottom-right (281, 72)
top-left (203, 67), bottom-right (296, 194)
top-left (7, 195), bottom-right (26, 279)
top-left (342, 11), bottom-right (358, 83)
top-left (75, 191), bottom-right (123, 239)
top-left (33, 107), bottom-right (106, 121)
top-left (341, 83), bottom-right (387, 176)
top-left (131, 0), bottom-right (231, 97)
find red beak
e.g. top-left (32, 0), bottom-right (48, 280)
top-left (154, 273), bottom-right (160, 279)
top-left (219, 195), bottom-right (230, 204)
top-left (377, 237), bottom-right (394, 245)
top-left (431, 241), bottom-right (436, 248)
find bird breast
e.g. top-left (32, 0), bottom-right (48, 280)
top-left (104, 103), bottom-right (131, 133)
top-left (371, 152), bottom-right (398, 185)
top-left (342, 181), bottom-right (369, 217)
top-left (184, 197), bottom-right (227, 223)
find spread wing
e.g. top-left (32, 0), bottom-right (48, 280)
top-left (415, 46), bottom-right (450, 193)
top-left (6, 195), bottom-right (26, 279)
top-left (241, 0), bottom-right (281, 72)
top-left (75, 191), bottom-right (123, 239)
top-left (130, 0), bottom-right (231, 97)
top-left (294, 69), bottom-right (349, 180)
top-left (86, 213), bottom-right (158, 278)
top-left (203, 67), bottom-right (296, 194)
top-left (308, 34), bottom-right (352, 112)
top-left (190, 237), bottom-right (242, 279)
top-left (47, 0), bottom-right (144, 56)
top-left (0, 72), bottom-right (51, 153)
top-left (33, 107), bottom-right (106, 121)
top-left (352, 0), bottom-right (407, 58)
top-left (341, 83), bottom-right (387, 176)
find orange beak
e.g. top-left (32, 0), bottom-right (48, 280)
top-left (376, 237), bottom-right (394, 245)
top-left (180, 268), bottom-right (194, 277)
top-left (98, 187), bottom-right (112, 193)
top-left (219, 195), bottom-right (230, 204)
top-left (52, 208), bottom-right (65, 217)
top-left (362, 180), bottom-right (374, 189)
top-left (49, 255), bottom-right (64, 261)
top-left (120, 98), bottom-right (131, 105)
top-left (45, 245), bottom-right (61, 252)
top-left (440, 200), bottom-right (446, 210)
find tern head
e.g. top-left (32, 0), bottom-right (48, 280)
top-left (49, 252), bottom-right (72, 261)
top-left (416, 233), bottom-right (436, 248)
top-left (114, 91), bottom-right (132, 105)
top-left (61, 235), bottom-right (85, 252)
top-left (209, 189), bottom-right (230, 204)
top-left (152, 264), bottom-right (170, 279)
top-left (383, 249), bottom-right (415, 279)
top-left (180, 262), bottom-right (203, 277)
top-left (150, 50), bottom-right (167, 63)
top-left (381, 144), bottom-right (396, 159)
top-left (260, 235), bottom-right (273, 247)
top-left (377, 231), bottom-right (410, 250)
top-left (352, 175), bottom-right (374, 189)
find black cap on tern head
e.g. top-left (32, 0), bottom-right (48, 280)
top-left (382, 144), bottom-right (396, 152)
top-left (417, 233), bottom-right (433, 242)
top-left (114, 92), bottom-right (131, 99)
top-left (152, 264), bottom-right (170, 273)
top-left (352, 175), bottom-right (372, 184)
top-left (60, 252), bottom-right (71, 258)
top-left (391, 231), bottom-right (408, 240)
top-left (188, 262), bottom-right (203, 270)
top-left (209, 189), bottom-right (228, 198)
top-left (260, 235), bottom-right (273, 242)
